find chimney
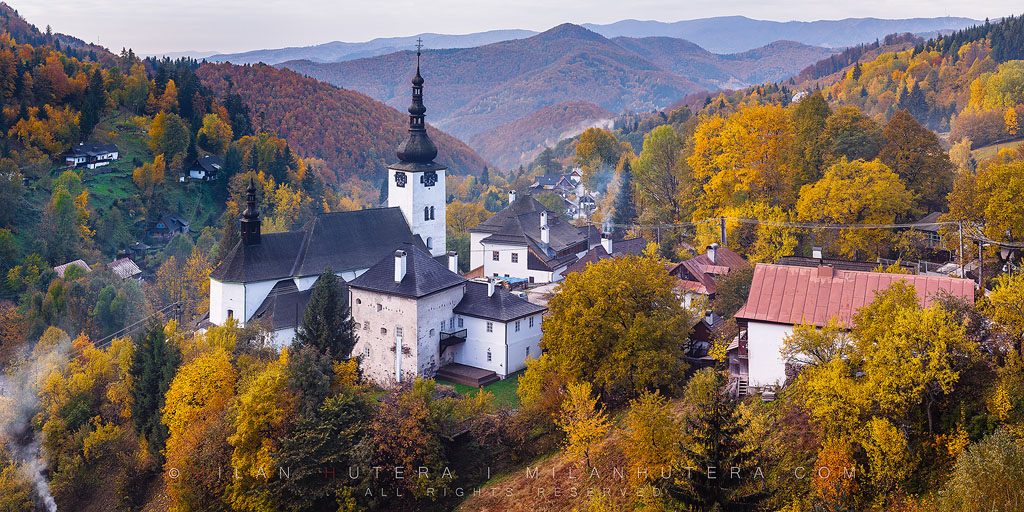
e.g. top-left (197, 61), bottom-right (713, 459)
top-left (447, 251), bottom-right (458, 273)
top-left (540, 210), bottom-right (548, 228)
top-left (601, 232), bottom-right (613, 254)
top-left (705, 309), bottom-right (714, 325)
top-left (394, 250), bottom-right (407, 283)
top-left (812, 246), bottom-right (823, 260)
top-left (487, 279), bottom-right (495, 297)
top-left (817, 264), bottom-right (834, 278)
top-left (541, 225), bottom-right (550, 246)
top-left (509, 189), bottom-right (517, 203)
top-left (706, 243), bottom-right (718, 264)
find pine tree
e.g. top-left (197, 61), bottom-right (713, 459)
top-left (130, 321), bottom-right (181, 460)
top-left (294, 270), bottom-right (357, 360)
top-left (669, 369), bottom-right (768, 510)
top-left (611, 159), bottom-right (636, 239)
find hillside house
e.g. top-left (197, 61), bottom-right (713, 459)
top-left (187, 155), bottom-right (223, 181)
top-left (670, 243), bottom-right (750, 306)
top-left (64, 143), bottom-right (119, 169)
top-left (107, 258), bottom-right (142, 280)
top-left (563, 234), bottom-right (648, 275)
top-left (730, 263), bottom-right (975, 394)
top-left (149, 213), bottom-right (190, 240)
top-left (468, 190), bottom-right (596, 284)
top-left (53, 259), bottom-right (91, 279)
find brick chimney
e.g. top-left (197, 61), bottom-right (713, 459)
top-left (817, 264), bottom-right (834, 278)
top-left (394, 250), bottom-right (407, 283)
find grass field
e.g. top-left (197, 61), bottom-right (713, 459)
top-left (436, 371), bottom-right (523, 409)
top-left (972, 137), bottom-right (1024, 162)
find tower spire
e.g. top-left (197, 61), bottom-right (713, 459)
top-left (241, 175), bottom-right (261, 245)
top-left (395, 39), bottom-right (437, 164)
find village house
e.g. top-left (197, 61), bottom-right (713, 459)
top-left (107, 258), bottom-right (142, 281)
top-left (563, 234), bottom-right (649, 275)
top-left (670, 243), bottom-right (750, 307)
top-left (53, 259), bottom-right (91, 279)
top-left (467, 190), bottom-right (598, 284)
top-left (148, 213), bottom-right (190, 240)
top-left (729, 263), bottom-right (975, 396)
top-left (187, 154), bottom-right (223, 181)
top-left (64, 142), bottom-right (119, 169)
top-left (207, 52), bottom-right (546, 387)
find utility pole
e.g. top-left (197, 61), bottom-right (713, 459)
top-left (719, 216), bottom-right (727, 246)
top-left (958, 222), bottom-right (964, 278)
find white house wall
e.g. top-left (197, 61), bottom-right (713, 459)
top-left (469, 231), bottom-right (487, 271)
top-left (453, 315), bottom-right (508, 376)
top-left (415, 286), bottom-right (465, 377)
top-left (209, 279), bottom-right (244, 325)
top-left (350, 289), bottom-right (421, 385)
top-left (480, 241), bottom-right (559, 283)
top-left (746, 321), bottom-right (793, 387)
top-left (504, 314), bottom-right (543, 374)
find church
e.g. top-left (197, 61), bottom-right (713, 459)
top-left (208, 50), bottom-right (546, 386)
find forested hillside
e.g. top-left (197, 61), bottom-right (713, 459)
top-left (468, 101), bottom-right (614, 168)
top-left (195, 62), bottom-right (488, 182)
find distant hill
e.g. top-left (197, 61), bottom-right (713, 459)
top-left (196, 63), bottom-right (489, 181)
top-left (203, 16), bottom-right (979, 66)
top-left (468, 101), bottom-right (615, 168)
top-left (0, 2), bottom-right (113, 62)
top-left (584, 16), bottom-right (980, 53)
top-left (207, 29), bottom-right (536, 65)
top-left (280, 24), bottom-right (702, 143)
top-left (612, 37), bottom-right (836, 91)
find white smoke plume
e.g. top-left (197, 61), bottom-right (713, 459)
top-left (0, 332), bottom-right (71, 512)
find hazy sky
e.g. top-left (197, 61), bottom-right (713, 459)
top-left (17, 0), bottom-right (1018, 55)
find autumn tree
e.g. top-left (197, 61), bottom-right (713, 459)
top-left (624, 391), bottom-right (680, 488)
top-left (42, 170), bottom-right (93, 263)
top-left (556, 381), bottom-right (611, 470)
top-left (789, 90), bottom-right (832, 187)
top-left (821, 106), bottom-right (883, 163)
top-left (132, 153), bottom-right (166, 200)
top-left (880, 109), bottom-right (955, 214)
top-left (634, 125), bottom-right (689, 224)
top-left (148, 111), bottom-right (190, 162)
top-left (534, 250), bottom-right (696, 401)
top-left (983, 271), bottom-right (1024, 356)
top-left (575, 127), bottom-right (625, 192)
top-left (796, 159), bottom-right (913, 258)
top-left (294, 270), bottom-right (356, 360)
top-left (941, 428), bottom-right (1024, 512)
top-left (446, 201), bottom-right (488, 235)
top-left (198, 113), bottom-right (233, 155)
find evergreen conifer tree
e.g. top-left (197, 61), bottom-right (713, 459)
top-left (130, 320), bottom-right (181, 460)
top-left (611, 159), bottom-right (636, 239)
top-left (294, 269), bottom-right (357, 360)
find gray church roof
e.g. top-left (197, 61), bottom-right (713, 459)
top-left (348, 242), bottom-right (466, 298)
top-left (454, 281), bottom-right (547, 322)
top-left (210, 207), bottom-right (427, 283)
top-left (251, 280), bottom-right (315, 331)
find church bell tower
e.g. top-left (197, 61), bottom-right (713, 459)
top-left (387, 40), bottom-right (446, 257)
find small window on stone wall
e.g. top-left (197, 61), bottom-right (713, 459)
top-left (487, 349), bottom-right (492, 362)
top-left (356, 298), bottom-right (362, 305)
top-left (396, 326), bottom-right (404, 337)
top-left (364, 346), bottom-right (370, 358)
top-left (377, 304), bottom-right (383, 312)
top-left (380, 327), bottom-right (387, 335)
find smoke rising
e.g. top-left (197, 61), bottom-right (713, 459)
top-left (0, 332), bottom-right (71, 512)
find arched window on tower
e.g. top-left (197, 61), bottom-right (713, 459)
top-left (426, 237), bottom-right (433, 250)
top-left (430, 206), bottom-right (435, 220)
top-left (424, 206), bottom-right (430, 221)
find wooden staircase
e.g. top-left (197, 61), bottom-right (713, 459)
top-left (435, 363), bottom-right (499, 388)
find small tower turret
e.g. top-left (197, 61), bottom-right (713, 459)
top-left (240, 176), bottom-right (261, 245)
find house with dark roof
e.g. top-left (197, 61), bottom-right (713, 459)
top-left (730, 263), bottom-right (974, 392)
top-left (468, 190), bottom-right (595, 283)
top-left (209, 49), bottom-right (453, 347)
top-left (188, 155), bottom-right (223, 181)
top-left (348, 243), bottom-right (546, 386)
top-left (669, 243), bottom-right (750, 306)
top-left (149, 213), bottom-right (190, 240)
top-left (107, 258), bottom-right (142, 280)
top-left (64, 142), bottom-right (119, 169)
top-left (563, 234), bottom-right (649, 275)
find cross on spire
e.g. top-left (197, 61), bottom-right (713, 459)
top-left (415, 37), bottom-right (423, 69)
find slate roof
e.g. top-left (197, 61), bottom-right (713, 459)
top-left (293, 208), bottom-right (425, 277)
top-left (194, 155), bottom-right (223, 174)
top-left (348, 243), bottom-right (466, 298)
top-left (66, 143), bottom-right (118, 157)
top-left (158, 213), bottom-right (189, 231)
top-left (251, 280), bottom-right (315, 331)
top-left (563, 236), bottom-right (650, 275)
top-left (470, 195), bottom-right (589, 267)
top-left (912, 212), bottom-right (946, 233)
top-left (210, 207), bottom-right (427, 283)
top-left (735, 263), bottom-right (975, 328)
top-left (454, 281), bottom-right (547, 322)
top-left (210, 231), bottom-right (306, 282)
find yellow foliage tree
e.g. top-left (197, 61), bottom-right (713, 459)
top-left (158, 79), bottom-right (178, 112)
top-left (198, 112), bottom-right (233, 154)
top-left (557, 381), bottom-right (611, 470)
top-left (796, 159), bottom-right (913, 259)
top-left (132, 154), bottom-right (166, 198)
top-left (624, 391), bottom-right (680, 488)
top-left (1005, 107), bottom-right (1019, 136)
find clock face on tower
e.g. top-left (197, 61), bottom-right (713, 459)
top-left (420, 171), bottom-right (438, 187)
top-left (394, 172), bottom-right (407, 188)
